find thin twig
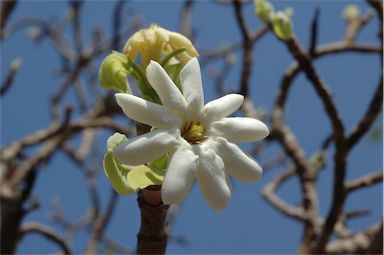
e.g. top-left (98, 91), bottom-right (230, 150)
top-left (232, 0), bottom-right (253, 96)
top-left (345, 171), bottom-right (383, 193)
top-left (262, 166), bottom-right (307, 220)
top-left (347, 74), bottom-right (383, 150)
top-left (180, 0), bottom-right (194, 40)
top-left (20, 222), bottom-right (72, 254)
top-left (0, 0), bottom-right (18, 36)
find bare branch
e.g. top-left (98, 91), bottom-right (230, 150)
top-left (232, 0), bottom-right (253, 96)
top-left (262, 167), bottom-right (307, 220)
top-left (325, 222), bottom-right (383, 254)
top-left (0, 0), bottom-right (17, 35)
top-left (0, 58), bottom-right (22, 96)
top-left (346, 171), bottom-right (383, 193)
top-left (180, 0), bottom-right (194, 40)
top-left (20, 222), bottom-right (72, 254)
top-left (85, 189), bottom-right (119, 254)
top-left (309, 8), bottom-right (320, 56)
top-left (347, 75), bottom-right (383, 150)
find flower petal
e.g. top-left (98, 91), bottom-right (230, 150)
top-left (196, 146), bottom-right (231, 210)
top-left (113, 129), bottom-right (179, 165)
top-left (215, 138), bottom-right (263, 183)
top-left (161, 141), bottom-right (198, 205)
top-left (146, 61), bottom-right (187, 114)
top-left (168, 31), bottom-right (199, 58)
top-left (202, 94), bottom-right (244, 122)
top-left (211, 117), bottom-right (269, 143)
top-left (180, 58), bottom-right (204, 112)
top-left (115, 93), bottom-right (179, 128)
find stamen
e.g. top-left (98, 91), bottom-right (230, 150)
top-left (181, 121), bottom-right (207, 144)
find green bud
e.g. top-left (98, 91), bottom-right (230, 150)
top-left (10, 57), bottom-right (23, 70)
top-left (271, 11), bottom-right (293, 41)
top-left (98, 51), bottom-right (131, 93)
top-left (254, 0), bottom-right (275, 22)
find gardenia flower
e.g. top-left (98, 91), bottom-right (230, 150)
top-left (114, 58), bottom-right (269, 210)
top-left (123, 24), bottom-right (199, 68)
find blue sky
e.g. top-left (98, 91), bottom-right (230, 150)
top-left (1, 0), bottom-right (382, 254)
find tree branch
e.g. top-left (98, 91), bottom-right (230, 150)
top-left (345, 171), bottom-right (383, 193)
top-left (0, 0), bottom-right (17, 36)
top-left (347, 74), bottom-right (383, 150)
top-left (232, 0), bottom-right (253, 96)
top-left (262, 167), bottom-right (307, 220)
top-left (20, 222), bottom-right (71, 254)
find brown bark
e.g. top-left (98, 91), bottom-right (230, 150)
top-left (136, 186), bottom-right (169, 255)
top-left (135, 124), bottom-right (169, 255)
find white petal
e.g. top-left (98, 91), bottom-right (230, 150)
top-left (115, 93), bottom-right (179, 128)
top-left (196, 147), bottom-right (231, 210)
top-left (161, 142), bottom-right (198, 205)
top-left (113, 129), bottom-right (179, 165)
top-left (210, 117), bottom-right (269, 143)
top-left (146, 61), bottom-right (187, 114)
top-left (215, 138), bottom-right (263, 183)
top-left (202, 94), bottom-right (244, 122)
top-left (180, 58), bottom-right (204, 112)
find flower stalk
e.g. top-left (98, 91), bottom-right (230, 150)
top-left (135, 124), bottom-right (168, 255)
top-left (137, 186), bottom-right (168, 255)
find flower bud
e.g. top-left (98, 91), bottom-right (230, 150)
top-left (342, 4), bottom-right (360, 22)
top-left (254, 0), bottom-right (274, 22)
top-left (271, 11), bottom-right (293, 41)
top-left (123, 24), bottom-right (198, 68)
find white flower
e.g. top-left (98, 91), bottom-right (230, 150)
top-left (114, 58), bottom-right (269, 210)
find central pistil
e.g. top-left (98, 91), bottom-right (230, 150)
top-left (181, 121), bottom-right (207, 144)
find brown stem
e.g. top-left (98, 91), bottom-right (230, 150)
top-left (135, 124), bottom-right (169, 254)
top-left (232, 0), bottom-right (253, 96)
top-left (136, 186), bottom-right (169, 255)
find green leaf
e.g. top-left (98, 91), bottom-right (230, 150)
top-left (103, 132), bottom-right (165, 195)
top-left (98, 51), bottom-right (131, 93)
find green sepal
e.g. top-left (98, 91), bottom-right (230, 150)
top-left (129, 59), bottom-right (161, 104)
top-left (98, 51), bottom-right (131, 93)
top-left (103, 133), bottom-right (166, 195)
top-left (103, 152), bottom-right (135, 195)
top-left (103, 133), bottom-right (134, 195)
top-left (160, 48), bottom-right (186, 67)
top-left (127, 165), bottom-right (164, 190)
top-left (148, 154), bottom-right (169, 172)
top-left (160, 48), bottom-right (187, 89)
top-left (164, 62), bottom-right (183, 89)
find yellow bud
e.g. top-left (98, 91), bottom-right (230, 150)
top-left (342, 4), bottom-right (360, 22)
top-left (123, 24), bottom-right (198, 68)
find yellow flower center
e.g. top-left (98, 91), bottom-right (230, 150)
top-left (181, 121), bottom-right (207, 144)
